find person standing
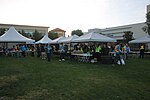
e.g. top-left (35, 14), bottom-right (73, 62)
top-left (139, 44), bottom-right (145, 58)
top-left (126, 44), bottom-right (131, 59)
top-left (41, 44), bottom-right (46, 59)
top-left (15, 44), bottom-right (20, 57)
top-left (114, 43), bottom-right (122, 65)
top-left (123, 44), bottom-right (130, 60)
top-left (46, 44), bottom-right (52, 62)
top-left (64, 44), bottom-right (68, 56)
top-left (31, 45), bottom-right (35, 57)
top-left (36, 44), bottom-right (41, 57)
top-left (20, 44), bottom-right (27, 57)
top-left (95, 44), bottom-right (101, 62)
top-left (59, 43), bottom-right (65, 61)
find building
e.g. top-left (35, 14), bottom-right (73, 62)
top-left (88, 4), bottom-right (150, 41)
top-left (88, 22), bottom-right (150, 50)
top-left (88, 4), bottom-right (150, 50)
top-left (0, 23), bottom-right (49, 35)
top-left (147, 4), bottom-right (150, 13)
top-left (88, 22), bottom-right (147, 40)
top-left (49, 28), bottom-right (66, 37)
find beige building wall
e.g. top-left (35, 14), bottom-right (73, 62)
top-left (57, 32), bottom-right (65, 37)
top-left (147, 4), bottom-right (150, 13)
top-left (49, 28), bottom-right (66, 37)
top-left (50, 31), bottom-right (65, 37)
top-left (0, 24), bottom-right (49, 34)
top-left (147, 4), bottom-right (150, 50)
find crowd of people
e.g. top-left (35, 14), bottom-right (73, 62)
top-left (0, 44), bottom-right (34, 57)
top-left (72, 42), bottom-right (131, 65)
top-left (0, 42), bottom-right (146, 64)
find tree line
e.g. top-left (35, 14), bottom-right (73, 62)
top-left (0, 28), bottom-right (43, 41)
top-left (0, 28), bottom-right (137, 43)
top-left (0, 28), bottom-right (84, 41)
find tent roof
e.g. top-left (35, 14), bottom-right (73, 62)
top-left (36, 34), bottom-right (52, 44)
top-left (72, 32), bottom-right (116, 42)
top-left (0, 26), bottom-right (35, 43)
top-left (60, 34), bottom-right (79, 43)
top-left (51, 36), bottom-right (66, 44)
top-left (129, 35), bottom-right (150, 43)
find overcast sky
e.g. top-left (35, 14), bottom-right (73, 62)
top-left (0, 0), bottom-right (150, 36)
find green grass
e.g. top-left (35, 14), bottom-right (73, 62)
top-left (0, 56), bottom-right (150, 100)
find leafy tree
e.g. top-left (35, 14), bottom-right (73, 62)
top-left (20, 30), bottom-right (29, 38)
top-left (28, 33), bottom-right (33, 39)
top-left (71, 29), bottom-right (83, 36)
top-left (0, 28), bottom-right (6, 36)
top-left (123, 31), bottom-right (133, 43)
top-left (146, 12), bottom-right (150, 35)
top-left (32, 30), bottom-right (42, 41)
top-left (142, 26), bottom-right (148, 33)
top-left (48, 32), bottom-right (59, 40)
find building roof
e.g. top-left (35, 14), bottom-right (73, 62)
top-left (101, 22), bottom-right (145, 32)
top-left (50, 28), bottom-right (66, 32)
top-left (0, 23), bottom-right (49, 28)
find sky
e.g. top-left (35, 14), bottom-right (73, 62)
top-left (0, 0), bottom-right (150, 36)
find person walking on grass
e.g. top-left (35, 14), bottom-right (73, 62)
top-left (36, 44), bottom-right (41, 57)
top-left (41, 44), bottom-right (46, 59)
top-left (139, 44), bottom-right (145, 58)
top-left (46, 44), bottom-right (52, 62)
top-left (122, 44), bottom-right (130, 60)
top-left (59, 43), bottom-right (65, 61)
top-left (20, 44), bottom-right (27, 57)
top-left (114, 42), bottom-right (123, 65)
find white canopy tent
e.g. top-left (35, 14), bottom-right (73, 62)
top-left (129, 35), bottom-right (150, 43)
top-left (72, 32), bottom-right (116, 43)
top-left (59, 34), bottom-right (79, 43)
top-left (35, 34), bottom-right (52, 44)
top-left (0, 26), bottom-right (35, 43)
top-left (51, 36), bottom-right (66, 44)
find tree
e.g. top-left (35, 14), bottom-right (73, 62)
top-left (142, 25), bottom-right (148, 33)
top-left (71, 29), bottom-right (83, 36)
top-left (48, 32), bottom-right (59, 40)
top-left (0, 28), bottom-right (6, 36)
top-left (146, 12), bottom-right (150, 35)
top-left (123, 31), bottom-right (133, 43)
top-left (32, 30), bottom-right (42, 41)
top-left (20, 30), bottom-right (29, 38)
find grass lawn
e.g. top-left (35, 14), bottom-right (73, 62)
top-left (0, 56), bottom-right (150, 100)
